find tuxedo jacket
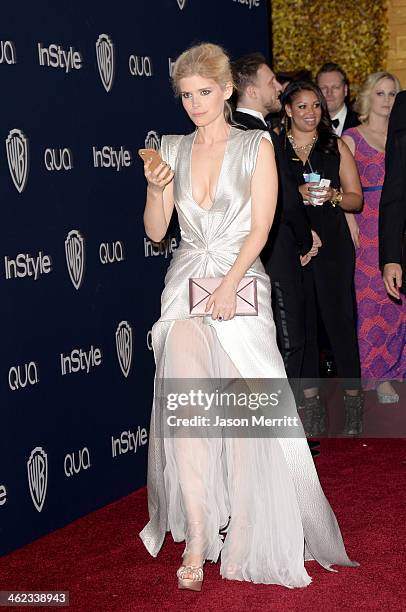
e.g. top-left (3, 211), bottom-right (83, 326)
top-left (379, 91), bottom-right (406, 292)
top-left (233, 111), bottom-right (313, 281)
top-left (342, 106), bottom-right (360, 132)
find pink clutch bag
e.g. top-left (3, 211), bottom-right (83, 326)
top-left (189, 277), bottom-right (258, 316)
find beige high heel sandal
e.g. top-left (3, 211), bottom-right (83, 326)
top-left (176, 565), bottom-right (204, 591)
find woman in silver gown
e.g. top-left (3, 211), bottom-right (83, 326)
top-left (139, 43), bottom-right (358, 591)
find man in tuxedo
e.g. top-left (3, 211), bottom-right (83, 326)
top-left (231, 54), bottom-right (316, 403)
top-left (316, 62), bottom-right (359, 136)
top-left (379, 91), bottom-right (406, 299)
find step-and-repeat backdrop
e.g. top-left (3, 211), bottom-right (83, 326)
top-left (1, 0), bottom-right (269, 556)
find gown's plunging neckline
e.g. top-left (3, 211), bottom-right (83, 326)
top-left (352, 127), bottom-right (386, 154)
top-left (189, 126), bottom-right (233, 211)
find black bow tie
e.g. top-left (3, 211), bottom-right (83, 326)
top-left (332, 118), bottom-right (340, 128)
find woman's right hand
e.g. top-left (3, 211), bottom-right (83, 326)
top-left (144, 159), bottom-right (174, 191)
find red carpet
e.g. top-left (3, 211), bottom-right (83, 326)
top-left (1, 439), bottom-right (405, 611)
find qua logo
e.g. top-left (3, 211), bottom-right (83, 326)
top-left (96, 34), bottom-right (115, 92)
top-left (0, 40), bottom-right (16, 64)
top-left (27, 447), bottom-right (48, 513)
top-left (9, 362), bottom-right (39, 391)
top-left (129, 55), bottom-right (152, 77)
top-left (6, 128), bottom-right (29, 193)
top-left (116, 321), bottom-right (133, 378)
top-left (64, 447), bottom-right (91, 477)
top-left (144, 130), bottom-right (160, 150)
top-left (99, 241), bottom-right (124, 264)
top-left (65, 230), bottom-right (85, 290)
top-left (44, 148), bottom-right (73, 171)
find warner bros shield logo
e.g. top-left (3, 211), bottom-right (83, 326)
top-left (96, 34), bottom-right (115, 92)
top-left (27, 447), bottom-right (48, 513)
top-left (144, 130), bottom-right (160, 151)
top-left (116, 321), bottom-right (133, 378)
top-left (65, 229), bottom-right (85, 290)
top-left (6, 128), bottom-right (29, 193)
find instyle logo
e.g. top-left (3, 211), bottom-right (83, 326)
top-left (99, 241), bottom-right (124, 264)
top-left (176, 0), bottom-right (187, 9)
top-left (168, 57), bottom-right (175, 77)
top-left (9, 362), bottom-right (39, 391)
top-left (93, 146), bottom-right (132, 171)
top-left (44, 148), bottom-right (73, 171)
top-left (4, 251), bottom-right (52, 281)
top-left (65, 229), bottom-right (85, 290)
top-left (6, 128), bottom-right (29, 193)
top-left (64, 447), bottom-right (91, 477)
top-left (233, 0), bottom-right (260, 7)
top-left (37, 42), bottom-right (82, 72)
top-left (0, 40), bottom-right (16, 64)
top-left (111, 426), bottom-right (148, 457)
top-left (144, 130), bottom-right (160, 151)
top-left (129, 55), bottom-right (152, 77)
top-left (27, 447), bottom-right (48, 513)
top-left (60, 345), bottom-right (102, 375)
top-left (96, 34), bottom-right (115, 92)
top-left (144, 234), bottom-right (178, 258)
top-left (116, 321), bottom-right (133, 378)
top-left (0, 485), bottom-right (6, 506)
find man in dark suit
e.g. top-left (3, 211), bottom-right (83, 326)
top-left (231, 54), bottom-right (316, 404)
top-left (379, 90), bottom-right (406, 299)
top-left (316, 62), bottom-right (359, 136)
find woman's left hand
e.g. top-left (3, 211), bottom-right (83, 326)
top-left (308, 185), bottom-right (335, 205)
top-left (205, 278), bottom-right (237, 321)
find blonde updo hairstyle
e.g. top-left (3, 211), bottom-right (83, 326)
top-left (172, 43), bottom-right (235, 122)
top-left (354, 71), bottom-right (401, 123)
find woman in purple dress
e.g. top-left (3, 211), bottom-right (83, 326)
top-left (343, 71), bottom-right (403, 402)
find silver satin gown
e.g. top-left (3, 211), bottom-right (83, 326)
top-left (139, 127), bottom-right (358, 587)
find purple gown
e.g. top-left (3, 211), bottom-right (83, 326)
top-left (344, 127), bottom-right (406, 387)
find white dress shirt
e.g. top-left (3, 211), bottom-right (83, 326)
top-left (236, 107), bottom-right (268, 127)
top-left (331, 104), bottom-right (348, 136)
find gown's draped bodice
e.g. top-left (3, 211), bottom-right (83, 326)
top-left (159, 128), bottom-right (271, 323)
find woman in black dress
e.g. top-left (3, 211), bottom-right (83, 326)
top-left (280, 81), bottom-right (363, 435)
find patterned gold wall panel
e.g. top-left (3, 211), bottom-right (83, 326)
top-left (386, 0), bottom-right (406, 86)
top-left (272, 0), bottom-right (388, 93)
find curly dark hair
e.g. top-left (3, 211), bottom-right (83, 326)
top-left (280, 80), bottom-right (338, 155)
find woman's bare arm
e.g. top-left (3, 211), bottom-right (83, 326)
top-left (143, 160), bottom-right (175, 242)
top-left (337, 138), bottom-right (363, 212)
top-left (341, 134), bottom-right (360, 246)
